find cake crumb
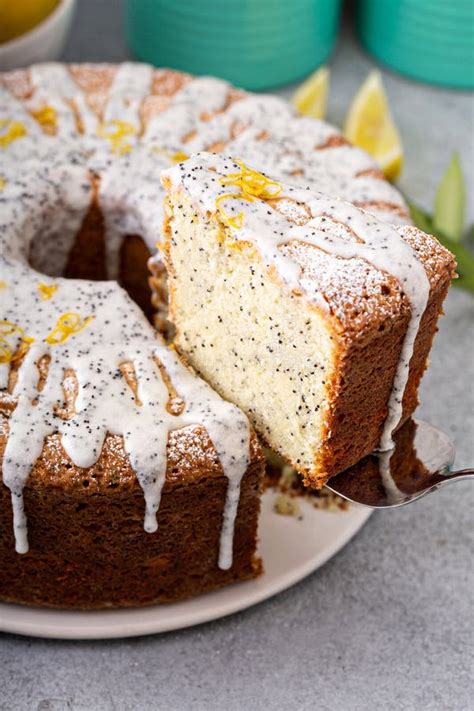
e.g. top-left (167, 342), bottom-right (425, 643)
top-left (273, 493), bottom-right (300, 517)
top-left (266, 454), bottom-right (349, 512)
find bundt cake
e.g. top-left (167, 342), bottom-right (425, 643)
top-left (0, 61), bottom-right (427, 609)
top-left (161, 154), bottom-right (456, 486)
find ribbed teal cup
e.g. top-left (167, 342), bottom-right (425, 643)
top-left (125, 0), bottom-right (342, 90)
top-left (356, 0), bottom-right (474, 89)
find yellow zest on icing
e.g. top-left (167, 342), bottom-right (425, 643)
top-left (37, 282), bottom-right (58, 300)
top-left (0, 281), bottom-right (6, 290)
top-left (96, 120), bottom-right (137, 155)
top-left (220, 160), bottom-right (283, 200)
top-left (227, 239), bottom-right (244, 251)
top-left (0, 176), bottom-right (6, 191)
top-left (172, 150), bottom-right (189, 163)
top-left (0, 321), bottom-right (35, 365)
top-left (215, 193), bottom-right (249, 229)
top-left (45, 312), bottom-right (95, 346)
top-left (216, 160), bottom-right (282, 229)
top-left (31, 105), bottom-right (58, 131)
top-left (0, 120), bottom-right (27, 149)
top-left (151, 146), bottom-right (189, 164)
top-left (0, 343), bottom-right (12, 364)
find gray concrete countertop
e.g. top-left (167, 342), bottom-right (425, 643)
top-left (1, 2), bottom-right (473, 709)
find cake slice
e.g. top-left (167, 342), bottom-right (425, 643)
top-left (161, 153), bottom-right (456, 487)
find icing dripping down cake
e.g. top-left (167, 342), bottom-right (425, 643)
top-left (162, 154), bottom-right (456, 486)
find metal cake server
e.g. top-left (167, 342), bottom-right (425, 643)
top-left (327, 419), bottom-right (474, 508)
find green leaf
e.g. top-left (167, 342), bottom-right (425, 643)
top-left (406, 200), bottom-right (434, 234)
top-left (468, 223), bottom-right (474, 245)
top-left (433, 153), bottom-right (466, 242)
top-left (436, 233), bottom-right (474, 293)
top-left (407, 197), bottom-right (474, 294)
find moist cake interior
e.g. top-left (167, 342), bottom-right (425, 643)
top-left (165, 192), bottom-right (335, 474)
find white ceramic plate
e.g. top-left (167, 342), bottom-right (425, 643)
top-left (0, 492), bottom-right (371, 639)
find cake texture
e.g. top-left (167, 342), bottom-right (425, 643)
top-left (162, 154), bottom-right (456, 487)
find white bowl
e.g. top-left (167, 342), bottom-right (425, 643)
top-left (0, 0), bottom-right (76, 71)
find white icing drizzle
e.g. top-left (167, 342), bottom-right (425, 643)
top-left (378, 450), bottom-right (405, 503)
top-left (163, 153), bottom-right (430, 457)
top-left (3, 62), bottom-right (409, 263)
top-left (103, 62), bottom-right (153, 128)
top-left (145, 77), bottom-right (231, 149)
top-left (28, 64), bottom-right (82, 137)
top-left (0, 62), bottom-right (412, 558)
top-left (4, 336), bottom-right (249, 562)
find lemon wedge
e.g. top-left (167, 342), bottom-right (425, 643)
top-left (291, 66), bottom-right (330, 120)
top-left (0, 0), bottom-right (59, 44)
top-left (344, 71), bottom-right (403, 181)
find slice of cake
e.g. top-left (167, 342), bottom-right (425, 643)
top-left (161, 153), bottom-right (456, 487)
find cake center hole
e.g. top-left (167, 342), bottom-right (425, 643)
top-left (28, 197), bottom-right (154, 321)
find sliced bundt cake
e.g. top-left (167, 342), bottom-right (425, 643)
top-left (162, 153), bottom-right (456, 486)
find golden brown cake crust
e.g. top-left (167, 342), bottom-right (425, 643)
top-left (314, 260), bottom-right (454, 484)
top-left (0, 414), bottom-right (264, 608)
top-left (303, 226), bottom-right (456, 484)
top-left (0, 192), bottom-right (264, 607)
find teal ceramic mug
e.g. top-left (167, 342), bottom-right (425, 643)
top-left (125, 0), bottom-right (342, 90)
top-left (356, 0), bottom-right (474, 89)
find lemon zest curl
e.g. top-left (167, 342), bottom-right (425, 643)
top-left (31, 105), bottom-right (58, 131)
top-left (0, 120), bottom-right (27, 149)
top-left (45, 312), bottom-right (95, 346)
top-left (171, 150), bottom-right (189, 164)
top-left (215, 160), bottom-right (282, 229)
top-left (0, 321), bottom-right (35, 365)
top-left (96, 120), bottom-right (136, 155)
top-left (37, 282), bottom-right (59, 301)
